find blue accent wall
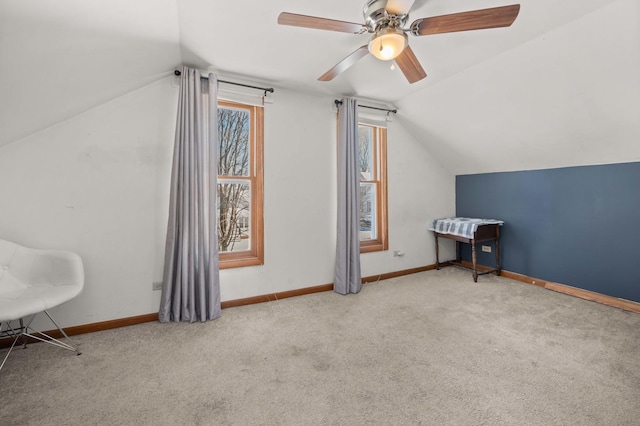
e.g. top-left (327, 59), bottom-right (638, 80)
top-left (456, 162), bottom-right (640, 303)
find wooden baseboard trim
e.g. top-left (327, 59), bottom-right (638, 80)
top-left (220, 283), bottom-right (335, 309)
top-left (362, 264), bottom-right (438, 283)
top-left (501, 270), bottom-right (640, 314)
top-left (223, 264), bottom-right (439, 307)
top-left (1, 264), bottom-right (438, 349)
top-left (9, 262), bottom-right (632, 350)
top-left (66, 312), bottom-right (160, 335)
top-left (457, 260), bottom-right (640, 314)
top-left (1, 313), bottom-right (159, 350)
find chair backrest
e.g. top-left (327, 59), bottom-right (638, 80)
top-left (0, 238), bottom-right (84, 293)
top-left (0, 239), bottom-right (25, 294)
top-left (0, 238), bottom-right (18, 266)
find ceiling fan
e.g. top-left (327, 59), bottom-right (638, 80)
top-left (277, 0), bottom-right (520, 84)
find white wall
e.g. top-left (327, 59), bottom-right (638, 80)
top-left (0, 78), bottom-right (177, 327)
top-left (361, 116), bottom-right (455, 277)
top-left (219, 88), bottom-right (339, 301)
top-left (222, 89), bottom-right (456, 301)
top-left (0, 79), bottom-right (454, 328)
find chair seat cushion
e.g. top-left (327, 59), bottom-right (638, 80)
top-left (0, 282), bottom-right (83, 322)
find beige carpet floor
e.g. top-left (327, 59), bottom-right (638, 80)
top-left (1, 267), bottom-right (639, 425)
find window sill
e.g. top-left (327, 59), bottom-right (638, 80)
top-left (219, 252), bottom-right (263, 269)
top-left (360, 240), bottom-right (388, 254)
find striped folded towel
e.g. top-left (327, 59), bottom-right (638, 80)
top-left (427, 217), bottom-right (504, 239)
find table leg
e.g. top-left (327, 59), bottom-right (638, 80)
top-left (495, 228), bottom-right (501, 276)
top-left (471, 239), bottom-right (478, 282)
top-left (435, 233), bottom-right (440, 270)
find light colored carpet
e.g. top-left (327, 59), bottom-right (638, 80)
top-left (1, 267), bottom-right (639, 425)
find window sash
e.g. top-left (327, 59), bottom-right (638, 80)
top-left (217, 180), bottom-right (251, 253)
top-left (358, 125), bottom-right (388, 253)
top-left (217, 101), bottom-right (264, 268)
top-left (359, 182), bottom-right (377, 241)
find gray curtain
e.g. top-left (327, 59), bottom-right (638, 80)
top-left (159, 66), bottom-right (221, 322)
top-left (334, 97), bottom-right (362, 295)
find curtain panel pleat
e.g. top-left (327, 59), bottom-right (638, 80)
top-left (159, 66), bottom-right (221, 322)
top-left (334, 97), bottom-right (362, 295)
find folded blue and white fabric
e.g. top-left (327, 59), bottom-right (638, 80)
top-left (427, 217), bottom-right (504, 239)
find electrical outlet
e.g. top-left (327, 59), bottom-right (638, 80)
top-left (152, 281), bottom-right (163, 291)
top-left (393, 250), bottom-right (405, 257)
top-left (482, 245), bottom-right (492, 253)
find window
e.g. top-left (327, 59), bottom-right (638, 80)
top-left (358, 124), bottom-right (388, 253)
top-left (217, 100), bottom-right (264, 268)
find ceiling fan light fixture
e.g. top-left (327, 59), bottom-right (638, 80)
top-left (368, 27), bottom-right (407, 61)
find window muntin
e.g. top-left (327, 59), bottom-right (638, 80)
top-left (217, 100), bottom-right (264, 268)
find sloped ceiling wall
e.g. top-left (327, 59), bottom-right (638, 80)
top-left (398, 0), bottom-right (640, 175)
top-left (0, 0), bottom-right (182, 147)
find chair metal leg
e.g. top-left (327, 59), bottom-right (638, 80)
top-left (41, 310), bottom-right (81, 355)
top-left (0, 311), bottom-right (81, 374)
top-left (0, 321), bottom-right (22, 373)
top-left (19, 318), bottom-right (27, 349)
top-left (0, 333), bottom-right (20, 372)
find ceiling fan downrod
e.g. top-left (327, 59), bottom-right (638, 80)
top-left (363, 0), bottom-right (409, 33)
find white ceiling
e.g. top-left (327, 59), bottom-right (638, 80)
top-left (176, 0), bottom-right (616, 100)
top-left (1, 0), bottom-right (638, 174)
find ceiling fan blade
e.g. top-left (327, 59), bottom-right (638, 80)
top-left (394, 46), bottom-right (427, 84)
top-left (318, 45), bottom-right (369, 81)
top-left (278, 12), bottom-right (364, 34)
top-left (411, 4), bottom-right (520, 36)
top-left (385, 0), bottom-right (416, 16)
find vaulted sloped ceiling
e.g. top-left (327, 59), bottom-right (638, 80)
top-left (1, 0), bottom-right (638, 175)
top-left (398, 0), bottom-right (640, 174)
top-left (0, 0), bottom-right (182, 147)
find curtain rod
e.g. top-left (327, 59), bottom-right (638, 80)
top-left (174, 70), bottom-right (274, 95)
top-left (334, 99), bottom-right (397, 114)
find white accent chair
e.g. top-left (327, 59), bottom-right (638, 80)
top-left (0, 238), bottom-right (84, 372)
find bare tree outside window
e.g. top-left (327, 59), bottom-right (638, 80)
top-left (359, 126), bottom-right (375, 240)
top-left (217, 107), bottom-right (251, 253)
top-left (359, 127), bottom-right (373, 179)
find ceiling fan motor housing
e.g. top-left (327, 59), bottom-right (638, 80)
top-left (363, 0), bottom-right (409, 32)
